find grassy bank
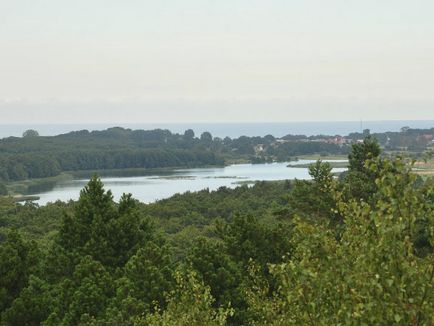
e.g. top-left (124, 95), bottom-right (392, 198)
top-left (6, 173), bottom-right (73, 196)
top-left (287, 161), bottom-right (349, 169)
top-left (69, 164), bottom-right (226, 179)
top-left (413, 159), bottom-right (434, 177)
top-left (294, 154), bottom-right (349, 160)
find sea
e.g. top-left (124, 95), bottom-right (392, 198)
top-left (1, 120), bottom-right (434, 139)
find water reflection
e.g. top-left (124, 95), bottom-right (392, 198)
top-left (34, 161), bottom-right (347, 205)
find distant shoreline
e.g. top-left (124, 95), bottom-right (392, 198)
top-left (1, 120), bottom-right (434, 139)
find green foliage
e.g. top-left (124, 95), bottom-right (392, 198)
top-left (266, 141), bottom-right (346, 161)
top-left (187, 238), bottom-right (245, 322)
top-left (247, 156), bottom-right (434, 325)
top-left (1, 276), bottom-right (55, 326)
top-left (348, 136), bottom-right (381, 172)
top-left (184, 129), bottom-right (195, 140)
top-left (200, 131), bottom-right (213, 144)
top-left (0, 200), bottom-right (68, 251)
top-left (95, 241), bottom-right (174, 324)
top-left (344, 136), bottom-right (382, 201)
top-left (142, 181), bottom-right (289, 259)
top-left (57, 176), bottom-right (154, 269)
top-left (289, 160), bottom-right (339, 222)
top-left (115, 242), bottom-right (174, 311)
top-left (1, 138), bottom-right (433, 325)
top-left (1, 177), bottom-right (176, 324)
top-left (217, 214), bottom-right (292, 270)
top-left (0, 128), bottom-right (225, 182)
top-left (0, 231), bottom-right (40, 311)
top-left (45, 256), bottom-right (115, 325)
top-left (0, 183), bottom-right (7, 196)
top-left (22, 129), bottom-right (39, 138)
top-left (144, 271), bottom-right (233, 326)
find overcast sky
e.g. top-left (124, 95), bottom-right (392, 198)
top-left (1, 0), bottom-right (433, 124)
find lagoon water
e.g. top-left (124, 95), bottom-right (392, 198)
top-left (34, 161), bottom-right (347, 205)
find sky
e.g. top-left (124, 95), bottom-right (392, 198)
top-left (1, 0), bottom-right (434, 124)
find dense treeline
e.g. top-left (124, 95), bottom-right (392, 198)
top-left (0, 127), bottom-right (348, 183)
top-left (0, 128), bottom-right (223, 181)
top-left (0, 149), bottom-right (223, 181)
top-left (265, 141), bottom-right (344, 160)
top-left (0, 137), bottom-right (433, 324)
top-left (347, 127), bottom-right (434, 151)
top-left (282, 127), bottom-right (434, 152)
top-left (2, 126), bottom-right (433, 185)
top-left (0, 128), bottom-right (229, 182)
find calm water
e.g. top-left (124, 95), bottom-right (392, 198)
top-left (34, 161), bottom-right (347, 205)
top-left (1, 120), bottom-right (434, 139)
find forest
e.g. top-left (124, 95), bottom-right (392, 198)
top-left (0, 127), bottom-right (348, 184)
top-left (1, 126), bottom-right (433, 187)
top-left (0, 137), bottom-right (433, 325)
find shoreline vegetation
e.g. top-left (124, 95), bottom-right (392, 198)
top-left (5, 155), bottom-right (434, 202)
top-left (5, 165), bottom-right (226, 197)
top-left (5, 157), bottom-right (349, 199)
top-left (1, 126), bottom-right (433, 199)
top-left (287, 161), bottom-right (349, 169)
top-left (1, 159), bottom-right (340, 200)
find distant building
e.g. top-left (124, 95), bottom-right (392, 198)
top-left (327, 136), bottom-right (345, 145)
top-left (254, 144), bottom-right (265, 153)
top-left (417, 134), bottom-right (433, 142)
